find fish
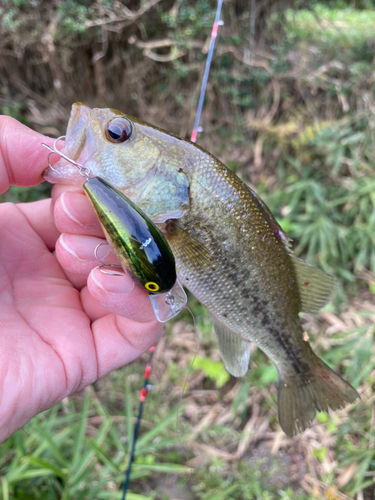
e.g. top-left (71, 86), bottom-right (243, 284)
top-left (44, 103), bottom-right (359, 436)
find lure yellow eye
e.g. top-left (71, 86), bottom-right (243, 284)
top-left (145, 282), bottom-right (160, 292)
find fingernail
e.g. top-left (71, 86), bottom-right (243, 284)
top-left (91, 267), bottom-right (135, 294)
top-left (60, 234), bottom-right (111, 261)
top-left (60, 191), bottom-right (99, 227)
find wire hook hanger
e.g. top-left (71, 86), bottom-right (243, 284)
top-left (94, 242), bottom-right (124, 277)
top-left (41, 136), bottom-right (91, 180)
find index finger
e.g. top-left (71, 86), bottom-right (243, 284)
top-left (0, 115), bottom-right (58, 194)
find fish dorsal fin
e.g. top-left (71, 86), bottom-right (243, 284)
top-left (248, 186), bottom-right (292, 249)
top-left (290, 254), bottom-right (339, 313)
top-left (213, 319), bottom-right (250, 377)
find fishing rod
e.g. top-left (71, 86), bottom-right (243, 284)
top-left (121, 1), bottom-right (224, 497)
top-left (191, 0), bottom-right (224, 143)
top-left (121, 346), bottom-right (155, 500)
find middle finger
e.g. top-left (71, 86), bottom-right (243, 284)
top-left (56, 234), bottom-right (118, 289)
top-left (53, 187), bottom-right (104, 237)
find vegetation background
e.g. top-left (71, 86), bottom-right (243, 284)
top-left (1, 0), bottom-right (375, 498)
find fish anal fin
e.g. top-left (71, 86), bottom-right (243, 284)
top-left (290, 254), bottom-right (339, 313)
top-left (213, 319), bottom-right (250, 377)
top-left (278, 356), bottom-right (359, 437)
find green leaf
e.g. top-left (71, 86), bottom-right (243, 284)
top-left (1, 477), bottom-right (9, 500)
top-left (86, 439), bottom-right (121, 473)
top-left (192, 356), bottom-right (230, 388)
top-left (25, 456), bottom-right (68, 479)
top-left (125, 379), bottom-right (134, 455)
top-left (133, 463), bottom-right (192, 473)
top-left (71, 389), bottom-right (90, 471)
top-left (29, 420), bottom-right (70, 467)
top-left (259, 364), bottom-right (278, 385)
top-left (136, 407), bottom-right (182, 450)
top-left (313, 447), bottom-right (328, 462)
top-left (201, 484), bottom-right (238, 500)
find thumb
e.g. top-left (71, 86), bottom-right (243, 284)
top-left (0, 116), bottom-right (59, 194)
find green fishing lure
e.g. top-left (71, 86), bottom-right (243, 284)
top-left (83, 176), bottom-right (187, 322)
top-left (84, 176), bottom-right (177, 295)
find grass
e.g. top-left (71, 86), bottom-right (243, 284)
top-left (284, 6), bottom-right (375, 47)
top-left (1, 302), bottom-right (373, 499)
top-left (0, 374), bottom-right (191, 499)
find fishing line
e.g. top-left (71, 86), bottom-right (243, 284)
top-left (176, 305), bottom-right (200, 461)
top-left (121, 1), bottom-right (223, 497)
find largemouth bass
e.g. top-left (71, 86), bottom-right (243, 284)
top-left (44, 103), bottom-right (359, 436)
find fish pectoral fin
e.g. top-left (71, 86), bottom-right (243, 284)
top-left (290, 254), bottom-right (339, 313)
top-left (164, 222), bottom-right (217, 270)
top-left (213, 319), bottom-right (250, 377)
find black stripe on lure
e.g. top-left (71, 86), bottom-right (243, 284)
top-left (42, 137), bottom-right (187, 323)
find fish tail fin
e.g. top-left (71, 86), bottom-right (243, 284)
top-left (278, 356), bottom-right (359, 437)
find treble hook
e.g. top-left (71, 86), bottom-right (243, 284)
top-left (94, 242), bottom-right (124, 277)
top-left (41, 136), bottom-right (91, 180)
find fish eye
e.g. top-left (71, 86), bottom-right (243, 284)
top-left (105, 117), bottom-right (132, 143)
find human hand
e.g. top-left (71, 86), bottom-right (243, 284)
top-left (0, 116), bottom-right (164, 443)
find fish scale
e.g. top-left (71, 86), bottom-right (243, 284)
top-left (44, 103), bottom-right (359, 436)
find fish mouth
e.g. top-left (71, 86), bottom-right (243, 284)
top-left (43, 103), bottom-right (91, 184)
top-left (61, 102), bottom-right (91, 161)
